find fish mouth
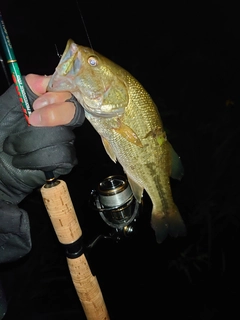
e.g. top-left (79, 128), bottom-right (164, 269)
top-left (47, 74), bottom-right (77, 92)
top-left (47, 39), bottom-right (81, 92)
top-left (47, 39), bottom-right (125, 118)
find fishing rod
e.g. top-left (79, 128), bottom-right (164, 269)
top-left (0, 12), bottom-right (110, 320)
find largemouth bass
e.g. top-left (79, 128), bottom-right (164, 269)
top-left (47, 39), bottom-right (186, 243)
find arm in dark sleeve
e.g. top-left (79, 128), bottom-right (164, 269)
top-left (0, 200), bottom-right (31, 264)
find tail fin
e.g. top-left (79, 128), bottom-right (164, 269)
top-left (151, 204), bottom-right (186, 243)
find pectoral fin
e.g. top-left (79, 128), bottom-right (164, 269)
top-left (113, 120), bottom-right (143, 147)
top-left (101, 137), bottom-right (117, 163)
top-left (126, 175), bottom-right (143, 203)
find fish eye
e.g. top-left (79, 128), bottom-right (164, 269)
top-left (88, 56), bottom-right (98, 67)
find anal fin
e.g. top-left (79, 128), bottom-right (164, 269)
top-left (101, 137), bottom-right (117, 163)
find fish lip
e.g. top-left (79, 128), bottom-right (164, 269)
top-left (47, 74), bottom-right (77, 92)
top-left (84, 107), bottom-right (124, 118)
top-left (83, 100), bottom-right (125, 118)
top-left (81, 86), bottom-right (125, 118)
top-left (47, 39), bottom-right (82, 92)
top-left (47, 74), bottom-right (123, 118)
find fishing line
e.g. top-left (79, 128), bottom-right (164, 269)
top-left (75, 1), bottom-right (108, 94)
top-left (75, 0), bottom-right (93, 50)
top-left (54, 43), bottom-right (62, 58)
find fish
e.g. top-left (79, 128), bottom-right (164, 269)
top-left (47, 39), bottom-right (186, 243)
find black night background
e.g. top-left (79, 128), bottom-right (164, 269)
top-left (1, 1), bottom-right (240, 319)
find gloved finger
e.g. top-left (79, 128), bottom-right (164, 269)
top-left (29, 100), bottom-right (75, 126)
top-left (32, 91), bottom-right (72, 109)
top-left (11, 144), bottom-right (78, 172)
top-left (3, 126), bottom-right (75, 155)
top-left (29, 93), bottom-right (85, 127)
top-left (65, 94), bottom-right (85, 127)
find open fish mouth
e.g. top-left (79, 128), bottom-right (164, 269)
top-left (47, 39), bottom-right (81, 92)
top-left (48, 39), bottom-right (125, 118)
top-left (47, 73), bottom-right (77, 92)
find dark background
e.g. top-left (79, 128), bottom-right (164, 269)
top-left (1, 0), bottom-right (240, 319)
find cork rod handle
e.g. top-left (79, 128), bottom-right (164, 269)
top-left (41, 180), bottom-right (110, 320)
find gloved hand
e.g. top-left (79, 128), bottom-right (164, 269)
top-left (0, 77), bottom-right (85, 205)
top-left (0, 75), bottom-right (85, 263)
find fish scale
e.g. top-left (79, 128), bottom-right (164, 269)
top-left (48, 39), bottom-right (186, 243)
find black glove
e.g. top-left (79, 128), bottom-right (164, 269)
top-left (0, 78), bottom-right (85, 263)
top-left (0, 78), bottom-right (85, 205)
